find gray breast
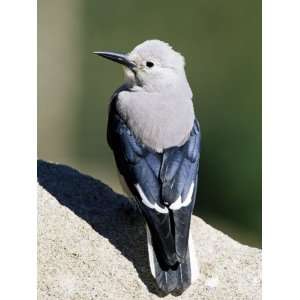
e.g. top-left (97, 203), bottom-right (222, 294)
top-left (116, 89), bottom-right (195, 152)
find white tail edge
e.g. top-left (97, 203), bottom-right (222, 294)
top-left (189, 232), bottom-right (199, 283)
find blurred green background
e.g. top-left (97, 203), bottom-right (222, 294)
top-left (38, 0), bottom-right (261, 247)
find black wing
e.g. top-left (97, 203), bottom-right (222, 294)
top-left (107, 94), bottom-right (201, 269)
top-left (160, 120), bottom-right (200, 262)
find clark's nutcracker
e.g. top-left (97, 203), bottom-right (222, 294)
top-left (94, 40), bottom-right (201, 294)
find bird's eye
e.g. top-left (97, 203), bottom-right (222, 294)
top-left (146, 61), bottom-right (154, 68)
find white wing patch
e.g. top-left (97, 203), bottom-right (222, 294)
top-left (169, 196), bottom-right (182, 210)
top-left (181, 182), bottom-right (194, 207)
top-left (135, 182), bottom-right (194, 213)
top-left (170, 182), bottom-right (194, 210)
top-left (135, 184), bottom-right (168, 214)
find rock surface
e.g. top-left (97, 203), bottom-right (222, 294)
top-left (37, 160), bottom-right (261, 300)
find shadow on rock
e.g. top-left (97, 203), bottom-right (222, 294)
top-left (37, 159), bottom-right (166, 297)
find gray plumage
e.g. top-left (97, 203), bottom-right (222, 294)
top-left (117, 89), bottom-right (194, 152)
top-left (117, 40), bottom-right (195, 152)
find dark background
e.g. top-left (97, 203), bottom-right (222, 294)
top-left (38, 0), bottom-right (261, 246)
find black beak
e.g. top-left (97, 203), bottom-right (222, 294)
top-left (93, 51), bottom-right (136, 70)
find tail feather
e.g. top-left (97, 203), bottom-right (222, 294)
top-left (146, 225), bottom-right (178, 292)
top-left (146, 226), bottom-right (199, 293)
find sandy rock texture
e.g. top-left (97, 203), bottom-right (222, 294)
top-left (37, 160), bottom-right (261, 300)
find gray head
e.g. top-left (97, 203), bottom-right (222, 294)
top-left (94, 40), bottom-right (195, 152)
top-left (94, 40), bottom-right (192, 95)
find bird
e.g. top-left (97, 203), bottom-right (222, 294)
top-left (94, 40), bottom-right (201, 294)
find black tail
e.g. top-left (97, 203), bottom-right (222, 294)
top-left (146, 226), bottom-right (199, 294)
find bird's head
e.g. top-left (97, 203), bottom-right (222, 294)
top-left (94, 40), bottom-right (190, 93)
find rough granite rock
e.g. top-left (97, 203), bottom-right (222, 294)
top-left (37, 160), bottom-right (261, 300)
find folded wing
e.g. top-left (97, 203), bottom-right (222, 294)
top-left (107, 95), bottom-right (201, 292)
